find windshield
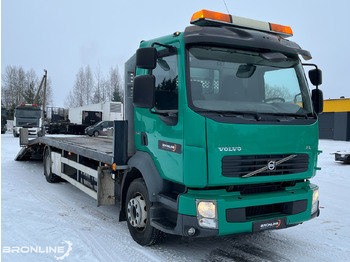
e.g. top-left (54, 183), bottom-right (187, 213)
top-left (15, 108), bottom-right (41, 127)
top-left (188, 46), bottom-right (314, 118)
top-left (15, 108), bottom-right (41, 118)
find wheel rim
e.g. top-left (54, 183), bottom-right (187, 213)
top-left (127, 195), bottom-right (147, 229)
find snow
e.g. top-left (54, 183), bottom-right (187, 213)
top-left (1, 133), bottom-right (350, 262)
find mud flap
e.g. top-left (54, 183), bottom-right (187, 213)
top-left (97, 166), bottom-right (115, 207)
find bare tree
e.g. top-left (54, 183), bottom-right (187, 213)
top-left (65, 65), bottom-right (95, 107)
top-left (84, 65), bottom-right (94, 105)
top-left (92, 64), bottom-right (103, 104)
top-left (265, 84), bottom-right (292, 101)
top-left (1, 66), bottom-right (53, 113)
top-left (65, 64), bottom-right (123, 107)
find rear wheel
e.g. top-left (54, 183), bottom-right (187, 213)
top-left (125, 178), bottom-right (164, 246)
top-left (43, 147), bottom-right (60, 183)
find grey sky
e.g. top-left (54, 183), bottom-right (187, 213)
top-left (2, 0), bottom-right (349, 107)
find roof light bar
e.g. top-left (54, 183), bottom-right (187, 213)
top-left (20, 103), bottom-right (38, 106)
top-left (191, 9), bottom-right (231, 24)
top-left (190, 10), bottom-right (293, 37)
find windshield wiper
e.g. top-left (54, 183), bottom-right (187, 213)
top-left (270, 113), bottom-right (313, 119)
top-left (202, 110), bottom-right (262, 121)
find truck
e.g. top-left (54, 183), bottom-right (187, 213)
top-left (46, 102), bottom-right (122, 134)
top-left (13, 104), bottom-right (42, 137)
top-left (1, 106), bottom-right (7, 134)
top-left (15, 10), bottom-right (323, 246)
top-left (68, 102), bottom-right (123, 124)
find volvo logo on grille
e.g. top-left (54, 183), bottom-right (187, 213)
top-left (242, 154), bottom-right (297, 178)
top-left (267, 161), bottom-right (276, 171)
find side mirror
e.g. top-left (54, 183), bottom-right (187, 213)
top-left (133, 75), bottom-right (155, 108)
top-left (136, 47), bottom-right (157, 69)
top-left (309, 69), bottom-right (322, 87)
top-left (311, 88), bottom-right (323, 114)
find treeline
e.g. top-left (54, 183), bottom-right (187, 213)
top-left (1, 66), bottom-right (53, 117)
top-left (65, 65), bottom-right (123, 108)
top-left (1, 65), bottom-right (123, 113)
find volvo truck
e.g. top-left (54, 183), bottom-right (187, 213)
top-left (16, 10), bottom-right (323, 246)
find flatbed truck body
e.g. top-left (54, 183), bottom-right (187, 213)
top-left (16, 10), bottom-right (323, 246)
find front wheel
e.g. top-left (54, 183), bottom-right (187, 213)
top-left (125, 178), bottom-right (164, 246)
top-left (93, 131), bottom-right (99, 137)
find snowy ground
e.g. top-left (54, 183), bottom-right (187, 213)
top-left (1, 133), bottom-right (350, 262)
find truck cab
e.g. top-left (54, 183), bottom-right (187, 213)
top-left (13, 104), bottom-right (42, 137)
top-left (123, 10), bottom-right (322, 244)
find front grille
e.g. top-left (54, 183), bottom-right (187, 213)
top-left (222, 154), bottom-right (309, 177)
top-left (227, 181), bottom-right (297, 195)
top-left (246, 203), bottom-right (284, 217)
top-left (226, 200), bottom-right (308, 222)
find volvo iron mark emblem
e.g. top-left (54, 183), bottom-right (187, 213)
top-left (267, 160), bottom-right (276, 171)
top-left (242, 154), bottom-right (297, 178)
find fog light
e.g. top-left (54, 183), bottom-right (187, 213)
top-left (196, 200), bottom-right (218, 229)
top-left (187, 227), bottom-right (196, 236)
top-left (311, 188), bottom-right (319, 214)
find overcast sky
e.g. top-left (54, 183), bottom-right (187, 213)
top-left (2, 0), bottom-right (349, 107)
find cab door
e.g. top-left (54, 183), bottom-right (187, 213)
top-left (134, 43), bottom-right (184, 183)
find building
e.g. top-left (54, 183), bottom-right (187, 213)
top-left (319, 98), bottom-right (350, 141)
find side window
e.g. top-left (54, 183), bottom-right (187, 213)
top-left (153, 54), bottom-right (178, 111)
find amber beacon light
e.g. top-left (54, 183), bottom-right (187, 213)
top-left (190, 9), bottom-right (293, 37)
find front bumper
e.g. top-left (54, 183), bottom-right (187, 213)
top-left (173, 181), bottom-right (319, 237)
top-left (14, 127), bottom-right (40, 136)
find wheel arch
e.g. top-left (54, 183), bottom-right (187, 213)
top-left (119, 151), bottom-right (165, 221)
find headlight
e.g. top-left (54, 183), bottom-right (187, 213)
top-left (311, 188), bottom-right (319, 215)
top-left (196, 200), bottom-right (218, 229)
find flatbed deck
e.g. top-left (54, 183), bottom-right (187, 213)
top-left (16, 136), bottom-right (115, 164)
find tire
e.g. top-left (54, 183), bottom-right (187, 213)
top-left (93, 130), bottom-right (99, 137)
top-left (43, 148), bottom-right (61, 183)
top-left (125, 178), bottom-right (165, 246)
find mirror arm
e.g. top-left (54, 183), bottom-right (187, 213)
top-left (302, 63), bottom-right (320, 89)
top-left (152, 42), bottom-right (176, 50)
top-left (151, 42), bottom-right (177, 54)
top-left (302, 63), bottom-right (319, 70)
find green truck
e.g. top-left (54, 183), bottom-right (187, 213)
top-left (16, 10), bottom-right (322, 246)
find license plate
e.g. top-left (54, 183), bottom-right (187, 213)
top-left (253, 217), bottom-right (287, 232)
